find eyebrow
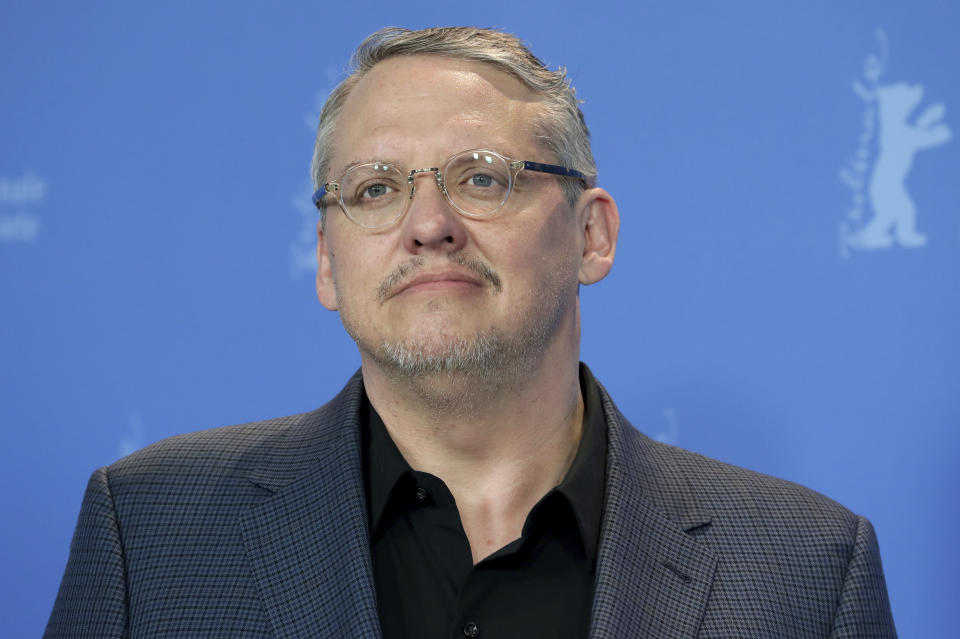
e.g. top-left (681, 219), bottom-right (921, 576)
top-left (333, 157), bottom-right (401, 178)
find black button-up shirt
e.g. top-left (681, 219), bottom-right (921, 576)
top-left (362, 364), bottom-right (607, 639)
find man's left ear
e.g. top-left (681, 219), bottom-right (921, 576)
top-left (577, 187), bottom-right (620, 285)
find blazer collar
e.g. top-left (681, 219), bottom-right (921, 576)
top-left (590, 381), bottom-right (718, 638)
top-left (238, 371), bottom-right (382, 639)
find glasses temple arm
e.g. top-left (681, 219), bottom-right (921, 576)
top-left (520, 161), bottom-right (588, 182)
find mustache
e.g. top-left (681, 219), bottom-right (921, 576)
top-left (377, 253), bottom-right (503, 303)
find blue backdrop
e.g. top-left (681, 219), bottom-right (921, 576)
top-left (2, 2), bottom-right (957, 636)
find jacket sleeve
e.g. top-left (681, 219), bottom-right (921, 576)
top-left (828, 515), bottom-right (897, 638)
top-left (44, 467), bottom-right (129, 639)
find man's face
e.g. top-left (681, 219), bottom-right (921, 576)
top-left (316, 55), bottom-right (588, 379)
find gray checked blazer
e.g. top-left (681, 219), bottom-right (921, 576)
top-left (46, 371), bottom-right (897, 638)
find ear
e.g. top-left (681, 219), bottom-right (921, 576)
top-left (315, 220), bottom-right (339, 310)
top-left (577, 187), bottom-right (620, 285)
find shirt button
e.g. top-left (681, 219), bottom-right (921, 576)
top-left (462, 621), bottom-right (480, 638)
top-left (415, 487), bottom-right (428, 502)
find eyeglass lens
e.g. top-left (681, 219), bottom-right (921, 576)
top-left (338, 151), bottom-right (513, 228)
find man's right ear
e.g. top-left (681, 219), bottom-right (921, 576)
top-left (315, 220), bottom-right (338, 310)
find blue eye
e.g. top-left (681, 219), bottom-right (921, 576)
top-left (364, 183), bottom-right (391, 198)
top-left (470, 174), bottom-right (494, 187)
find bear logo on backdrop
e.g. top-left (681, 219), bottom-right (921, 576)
top-left (839, 29), bottom-right (952, 256)
top-left (0, 172), bottom-right (46, 244)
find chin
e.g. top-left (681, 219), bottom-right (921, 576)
top-left (375, 331), bottom-right (508, 377)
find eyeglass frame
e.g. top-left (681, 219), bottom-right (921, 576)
top-left (311, 148), bottom-right (589, 229)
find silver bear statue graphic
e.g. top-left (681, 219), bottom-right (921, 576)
top-left (857, 82), bottom-right (951, 248)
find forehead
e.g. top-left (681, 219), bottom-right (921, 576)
top-left (331, 55), bottom-right (544, 175)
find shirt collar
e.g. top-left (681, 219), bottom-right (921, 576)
top-left (361, 362), bottom-right (607, 562)
top-left (553, 362), bottom-right (607, 563)
top-left (362, 396), bottom-right (411, 536)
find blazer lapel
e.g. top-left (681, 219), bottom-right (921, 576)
top-left (238, 374), bottom-right (382, 639)
top-left (590, 386), bottom-right (718, 639)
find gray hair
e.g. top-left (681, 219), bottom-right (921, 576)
top-left (310, 26), bottom-right (597, 224)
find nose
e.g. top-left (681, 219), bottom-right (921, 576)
top-left (401, 171), bottom-right (468, 255)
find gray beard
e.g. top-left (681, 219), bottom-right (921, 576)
top-left (379, 331), bottom-right (510, 376)
top-left (347, 292), bottom-right (569, 411)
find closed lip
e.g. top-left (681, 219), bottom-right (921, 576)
top-left (388, 270), bottom-right (485, 300)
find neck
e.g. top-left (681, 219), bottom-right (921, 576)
top-left (360, 310), bottom-right (584, 562)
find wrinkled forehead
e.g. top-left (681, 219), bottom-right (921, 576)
top-left (329, 55), bottom-right (547, 177)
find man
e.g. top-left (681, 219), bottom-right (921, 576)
top-left (46, 26), bottom-right (896, 638)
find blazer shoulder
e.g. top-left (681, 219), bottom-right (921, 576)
top-left (109, 410), bottom-right (311, 475)
top-left (107, 371), bottom-right (365, 487)
top-left (664, 437), bottom-right (853, 520)
top-left (107, 371), bottom-right (363, 473)
top-left (612, 409), bottom-right (862, 540)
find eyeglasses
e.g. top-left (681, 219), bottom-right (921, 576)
top-left (312, 149), bottom-right (587, 229)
